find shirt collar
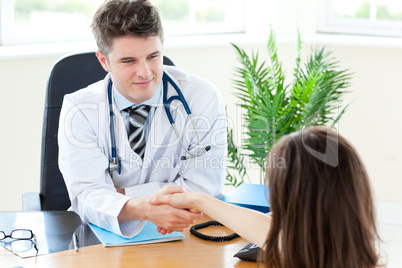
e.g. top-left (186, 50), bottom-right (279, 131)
top-left (113, 81), bottom-right (162, 112)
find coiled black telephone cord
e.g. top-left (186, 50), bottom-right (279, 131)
top-left (190, 221), bottom-right (239, 242)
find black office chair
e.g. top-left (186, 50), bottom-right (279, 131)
top-left (22, 52), bottom-right (175, 211)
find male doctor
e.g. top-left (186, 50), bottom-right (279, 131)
top-left (58, 0), bottom-right (226, 238)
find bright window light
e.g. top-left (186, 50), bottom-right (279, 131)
top-left (152, 0), bottom-right (245, 36)
top-left (318, 0), bottom-right (402, 37)
top-left (0, 0), bottom-right (245, 46)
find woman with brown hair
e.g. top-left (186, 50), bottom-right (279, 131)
top-left (149, 126), bottom-right (382, 267)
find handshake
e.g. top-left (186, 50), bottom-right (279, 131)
top-left (146, 186), bottom-right (205, 235)
top-left (137, 185), bottom-right (268, 250)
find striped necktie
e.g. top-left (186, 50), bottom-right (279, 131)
top-left (125, 105), bottom-right (151, 158)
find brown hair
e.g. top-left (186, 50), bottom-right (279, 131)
top-left (262, 126), bottom-right (381, 268)
top-left (91, 0), bottom-right (164, 56)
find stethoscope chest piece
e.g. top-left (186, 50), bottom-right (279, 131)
top-left (109, 157), bottom-right (121, 174)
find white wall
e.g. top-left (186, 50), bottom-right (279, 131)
top-left (1, 0), bottom-right (401, 211)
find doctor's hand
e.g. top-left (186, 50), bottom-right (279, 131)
top-left (115, 188), bottom-right (125, 195)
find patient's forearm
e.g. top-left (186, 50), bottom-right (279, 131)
top-left (192, 193), bottom-right (271, 248)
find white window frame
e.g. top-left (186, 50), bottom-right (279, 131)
top-left (317, 0), bottom-right (402, 38)
top-left (0, 0), bottom-right (13, 45)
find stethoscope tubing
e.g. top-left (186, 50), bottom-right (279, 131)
top-left (163, 72), bottom-right (203, 158)
top-left (107, 81), bottom-right (121, 174)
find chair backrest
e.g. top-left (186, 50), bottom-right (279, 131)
top-left (41, 52), bottom-right (107, 210)
top-left (41, 52), bottom-right (174, 210)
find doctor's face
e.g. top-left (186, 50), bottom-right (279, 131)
top-left (96, 35), bottom-right (164, 103)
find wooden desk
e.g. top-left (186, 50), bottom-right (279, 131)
top-left (0, 215), bottom-right (258, 268)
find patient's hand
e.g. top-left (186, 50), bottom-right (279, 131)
top-left (147, 186), bottom-right (185, 202)
top-left (148, 186), bottom-right (201, 213)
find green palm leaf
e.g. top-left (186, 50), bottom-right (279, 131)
top-left (226, 27), bottom-right (352, 186)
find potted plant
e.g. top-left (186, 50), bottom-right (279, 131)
top-left (226, 28), bottom-right (352, 187)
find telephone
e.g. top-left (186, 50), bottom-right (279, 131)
top-left (234, 242), bottom-right (260, 262)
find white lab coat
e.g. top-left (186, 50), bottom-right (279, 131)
top-left (58, 66), bottom-right (227, 237)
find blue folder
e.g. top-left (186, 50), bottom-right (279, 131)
top-left (89, 221), bottom-right (184, 247)
top-left (220, 183), bottom-right (270, 213)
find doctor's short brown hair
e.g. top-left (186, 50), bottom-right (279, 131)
top-left (91, 0), bottom-right (164, 56)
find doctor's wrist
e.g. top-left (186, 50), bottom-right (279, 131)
top-left (118, 197), bottom-right (148, 223)
top-left (116, 188), bottom-right (125, 195)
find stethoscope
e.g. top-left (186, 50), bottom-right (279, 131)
top-left (108, 71), bottom-right (211, 174)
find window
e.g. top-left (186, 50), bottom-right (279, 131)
top-left (0, 0), bottom-right (103, 45)
top-left (318, 0), bottom-right (402, 37)
top-left (0, 0), bottom-right (245, 46)
top-left (152, 0), bottom-right (245, 36)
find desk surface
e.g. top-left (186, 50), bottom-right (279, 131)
top-left (0, 214), bottom-right (258, 268)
